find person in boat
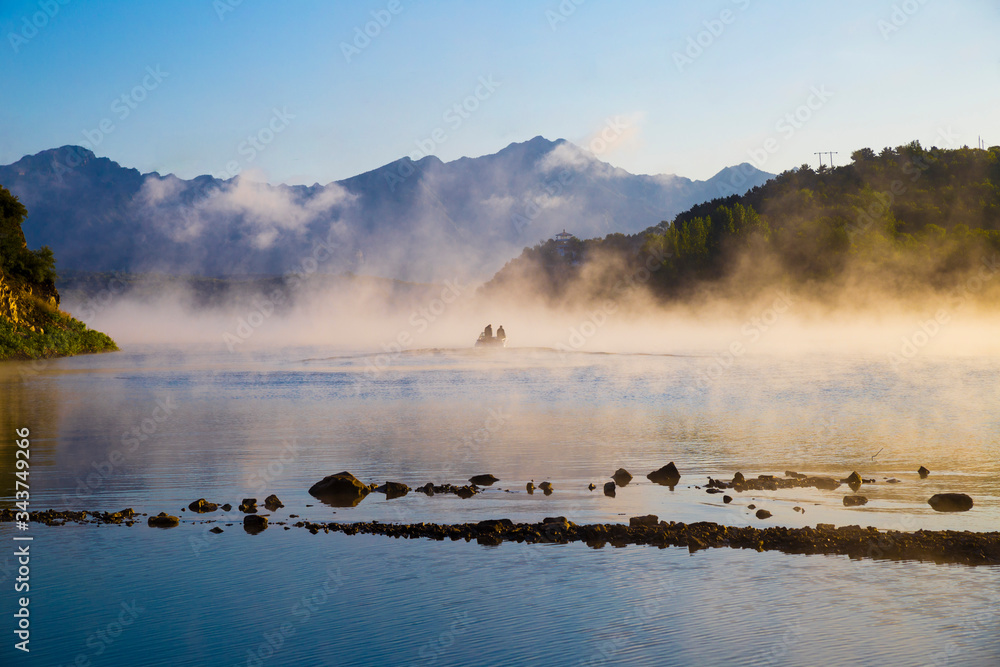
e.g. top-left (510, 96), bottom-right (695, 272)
top-left (483, 324), bottom-right (492, 339)
top-left (496, 325), bottom-right (505, 342)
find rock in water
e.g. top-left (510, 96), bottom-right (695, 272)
top-left (244, 515), bottom-right (268, 534)
top-left (374, 482), bottom-right (410, 499)
top-left (148, 512), bottom-right (179, 528)
top-left (843, 495), bottom-right (868, 507)
top-left (263, 494), bottom-right (284, 511)
top-left (611, 468), bottom-right (633, 486)
top-left (845, 471), bottom-right (862, 492)
top-left (927, 493), bottom-right (973, 512)
top-left (723, 495), bottom-right (733, 504)
top-left (732, 472), bottom-right (745, 484)
top-left (469, 474), bottom-right (499, 486)
top-left (918, 466), bottom-right (930, 479)
top-left (629, 515), bottom-right (658, 527)
top-left (755, 509), bottom-right (772, 520)
top-left (238, 498), bottom-right (258, 514)
top-left (188, 498), bottom-right (218, 513)
top-left (539, 481), bottom-right (553, 495)
top-left (221, 503), bottom-right (233, 512)
top-left (309, 471), bottom-right (371, 507)
top-left (209, 526), bottom-right (224, 534)
top-left (526, 481), bottom-right (535, 494)
top-left (587, 483), bottom-right (596, 491)
top-left (647, 462), bottom-right (681, 486)
top-left (603, 481), bottom-right (616, 497)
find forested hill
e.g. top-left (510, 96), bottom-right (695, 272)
top-left (482, 142), bottom-right (1000, 305)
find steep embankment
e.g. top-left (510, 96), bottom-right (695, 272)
top-left (0, 185), bottom-right (117, 360)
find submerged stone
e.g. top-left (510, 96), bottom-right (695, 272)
top-left (244, 515), bottom-right (268, 534)
top-left (611, 468), bottom-right (633, 486)
top-left (469, 474), bottom-right (499, 486)
top-left (629, 515), bottom-right (658, 527)
top-left (375, 482), bottom-right (410, 499)
top-left (188, 498), bottom-right (218, 513)
top-left (928, 493), bottom-right (973, 512)
top-left (309, 471), bottom-right (371, 507)
top-left (647, 462), bottom-right (681, 486)
top-left (843, 495), bottom-right (868, 507)
top-left (148, 512), bottom-right (179, 528)
top-left (845, 471), bottom-right (863, 492)
top-left (238, 498), bottom-right (258, 514)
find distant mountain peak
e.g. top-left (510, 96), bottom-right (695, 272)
top-left (0, 139), bottom-right (775, 281)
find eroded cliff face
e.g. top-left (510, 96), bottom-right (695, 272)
top-left (0, 271), bottom-right (58, 334)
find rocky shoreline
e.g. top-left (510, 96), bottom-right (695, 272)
top-left (4, 464), bottom-right (992, 566)
top-left (3, 507), bottom-right (998, 567)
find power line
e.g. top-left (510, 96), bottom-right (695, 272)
top-left (814, 151), bottom-right (838, 169)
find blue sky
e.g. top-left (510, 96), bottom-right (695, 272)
top-left (1, 0), bottom-right (998, 185)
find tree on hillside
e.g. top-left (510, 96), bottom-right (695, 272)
top-left (0, 184), bottom-right (58, 285)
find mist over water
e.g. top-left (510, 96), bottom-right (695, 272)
top-left (2, 336), bottom-right (999, 665)
top-left (62, 265), bottom-right (1000, 364)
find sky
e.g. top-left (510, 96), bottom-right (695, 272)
top-left (1, 0), bottom-right (998, 186)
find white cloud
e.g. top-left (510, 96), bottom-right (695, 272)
top-left (135, 173), bottom-right (355, 248)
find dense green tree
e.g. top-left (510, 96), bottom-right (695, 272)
top-left (0, 184), bottom-right (58, 285)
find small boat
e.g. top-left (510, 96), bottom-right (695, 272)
top-left (475, 332), bottom-right (507, 348)
top-left (475, 325), bottom-right (507, 348)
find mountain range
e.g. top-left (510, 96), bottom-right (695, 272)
top-left (0, 137), bottom-right (773, 282)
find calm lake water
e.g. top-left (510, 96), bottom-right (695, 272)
top-left (1, 345), bottom-right (998, 666)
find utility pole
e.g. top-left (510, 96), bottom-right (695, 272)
top-left (825, 151), bottom-right (838, 167)
top-left (814, 152), bottom-right (825, 169)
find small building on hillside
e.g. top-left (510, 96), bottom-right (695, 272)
top-left (553, 229), bottom-right (575, 258)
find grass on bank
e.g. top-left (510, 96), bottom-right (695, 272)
top-left (0, 307), bottom-right (118, 360)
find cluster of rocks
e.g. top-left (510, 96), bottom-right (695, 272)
top-left (708, 471), bottom-right (842, 492)
top-left (308, 472), bottom-right (560, 504)
top-left (0, 508), bottom-right (138, 526)
top-left (6, 462), bottom-right (980, 549)
top-left (184, 494), bottom-right (283, 514)
top-left (415, 482), bottom-right (478, 499)
top-left (285, 515), bottom-right (999, 566)
top-left (595, 464), bottom-right (679, 495)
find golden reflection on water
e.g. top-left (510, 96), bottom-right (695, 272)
top-left (1, 347), bottom-right (997, 533)
top-left (0, 360), bottom-right (62, 497)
